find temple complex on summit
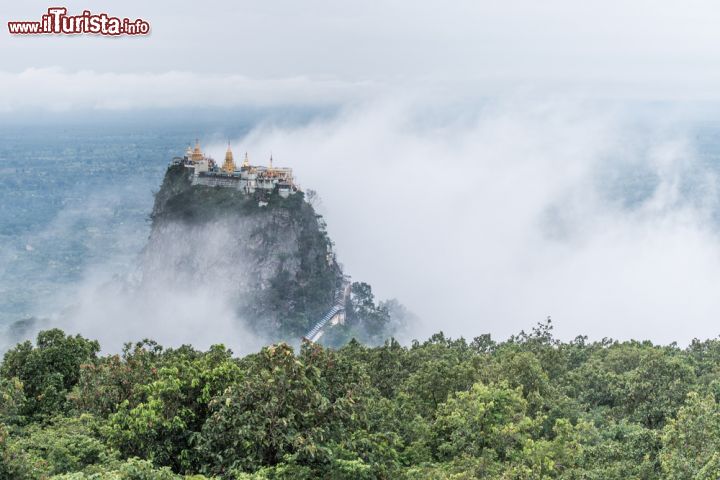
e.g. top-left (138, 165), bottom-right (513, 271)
top-left (172, 140), bottom-right (299, 198)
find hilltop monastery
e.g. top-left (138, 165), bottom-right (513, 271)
top-left (173, 140), bottom-right (299, 198)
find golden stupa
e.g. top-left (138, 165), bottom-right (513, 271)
top-left (221, 143), bottom-right (236, 173)
top-left (190, 139), bottom-right (204, 163)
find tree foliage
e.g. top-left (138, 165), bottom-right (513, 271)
top-left (1, 329), bottom-right (99, 419)
top-left (0, 322), bottom-right (717, 479)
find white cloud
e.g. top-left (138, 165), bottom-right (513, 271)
top-left (0, 68), bottom-right (381, 112)
top-left (209, 97), bottom-right (720, 345)
top-left (11, 95), bottom-right (720, 348)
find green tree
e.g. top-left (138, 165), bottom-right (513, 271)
top-left (70, 340), bottom-right (163, 417)
top-left (0, 414), bottom-right (112, 479)
top-left (660, 392), bottom-right (720, 479)
top-left (197, 343), bottom-right (333, 474)
top-left (106, 344), bottom-right (242, 472)
top-left (1, 329), bottom-right (99, 418)
top-left (558, 420), bottom-right (660, 479)
top-left (432, 382), bottom-right (532, 462)
top-left (49, 457), bottom-right (187, 479)
top-left (347, 282), bottom-right (391, 342)
top-left (0, 377), bottom-right (25, 425)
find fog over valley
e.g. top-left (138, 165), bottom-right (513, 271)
top-left (3, 96), bottom-right (720, 351)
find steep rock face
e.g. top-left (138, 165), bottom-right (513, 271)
top-left (144, 164), bottom-right (341, 338)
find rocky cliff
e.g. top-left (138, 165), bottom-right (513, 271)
top-left (144, 164), bottom-right (342, 339)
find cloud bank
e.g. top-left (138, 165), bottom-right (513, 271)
top-left (0, 68), bottom-right (379, 112)
top-left (207, 97), bottom-right (720, 346)
top-left (12, 96), bottom-right (720, 350)
top-left (5, 67), bottom-right (720, 115)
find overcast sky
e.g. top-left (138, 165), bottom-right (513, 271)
top-left (5, 0), bottom-right (720, 110)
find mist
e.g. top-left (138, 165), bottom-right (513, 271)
top-left (203, 96), bottom-right (720, 346)
top-left (20, 218), bottom-right (269, 355)
top-left (48, 267), bottom-right (264, 355)
top-left (8, 95), bottom-right (720, 351)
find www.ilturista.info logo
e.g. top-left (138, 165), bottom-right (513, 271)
top-left (8, 8), bottom-right (150, 36)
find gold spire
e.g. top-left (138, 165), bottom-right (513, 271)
top-left (242, 152), bottom-right (250, 168)
top-left (222, 143), bottom-right (236, 173)
top-left (191, 138), bottom-right (204, 162)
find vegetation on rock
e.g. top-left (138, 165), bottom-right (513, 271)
top-left (147, 164), bottom-right (398, 342)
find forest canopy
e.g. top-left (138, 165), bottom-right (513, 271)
top-left (2, 321), bottom-right (720, 479)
